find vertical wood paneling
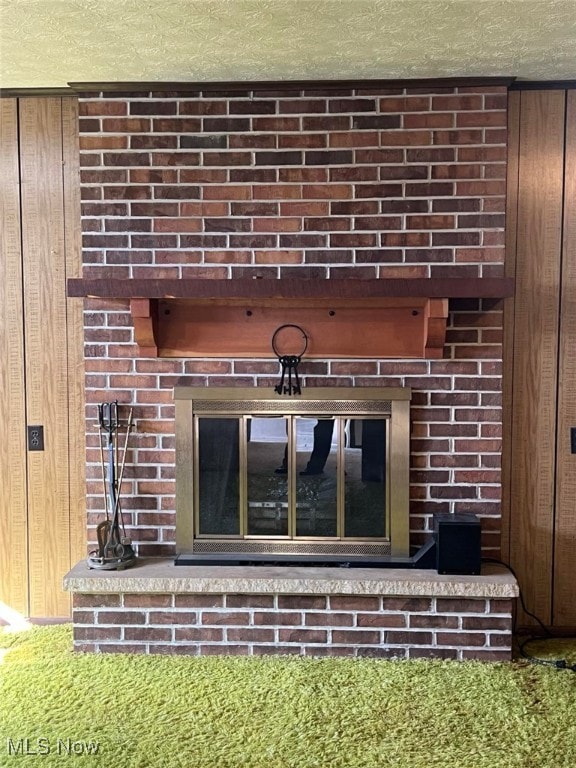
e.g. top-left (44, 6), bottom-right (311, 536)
top-left (0, 96), bottom-right (84, 619)
top-left (62, 98), bottom-right (87, 569)
top-left (0, 100), bottom-right (29, 616)
top-left (501, 91), bottom-right (521, 564)
top-left (509, 91), bottom-right (565, 625)
top-left (554, 90), bottom-right (576, 626)
top-left (19, 98), bottom-right (71, 617)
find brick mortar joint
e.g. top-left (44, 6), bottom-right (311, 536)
top-left (75, 606), bottom-right (511, 625)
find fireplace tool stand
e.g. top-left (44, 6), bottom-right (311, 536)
top-left (88, 402), bottom-right (136, 570)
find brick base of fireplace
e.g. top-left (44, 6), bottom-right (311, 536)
top-left (64, 560), bottom-right (518, 660)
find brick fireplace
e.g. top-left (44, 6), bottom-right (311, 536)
top-left (65, 80), bottom-right (517, 658)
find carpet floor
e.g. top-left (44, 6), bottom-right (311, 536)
top-left (0, 625), bottom-right (575, 767)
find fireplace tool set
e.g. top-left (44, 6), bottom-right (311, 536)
top-left (87, 401), bottom-right (137, 570)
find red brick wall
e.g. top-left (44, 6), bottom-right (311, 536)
top-left (78, 84), bottom-right (508, 557)
top-left (72, 592), bottom-right (513, 660)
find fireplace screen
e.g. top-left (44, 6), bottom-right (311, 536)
top-left (175, 388), bottom-right (410, 560)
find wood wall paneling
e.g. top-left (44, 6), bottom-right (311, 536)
top-left (62, 97), bottom-right (87, 568)
top-left (19, 98), bottom-right (74, 617)
top-left (20, 98), bottom-right (68, 615)
top-left (553, 90), bottom-right (576, 626)
top-left (501, 91), bottom-right (521, 564)
top-left (0, 100), bottom-right (29, 616)
top-left (508, 90), bottom-right (565, 626)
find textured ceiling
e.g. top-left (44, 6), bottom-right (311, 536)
top-left (1, 0), bottom-right (576, 89)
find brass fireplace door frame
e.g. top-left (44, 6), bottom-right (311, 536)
top-left (175, 387), bottom-right (410, 558)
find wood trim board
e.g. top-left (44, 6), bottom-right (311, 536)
top-left (67, 77), bottom-right (514, 94)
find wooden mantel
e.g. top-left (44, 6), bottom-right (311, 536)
top-left (67, 278), bottom-right (514, 359)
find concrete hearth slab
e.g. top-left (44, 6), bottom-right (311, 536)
top-left (64, 558), bottom-right (518, 599)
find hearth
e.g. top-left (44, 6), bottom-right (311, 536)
top-left (174, 387), bottom-right (410, 564)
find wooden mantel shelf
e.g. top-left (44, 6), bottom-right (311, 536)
top-left (67, 277), bottom-right (514, 359)
top-left (68, 277), bottom-right (513, 301)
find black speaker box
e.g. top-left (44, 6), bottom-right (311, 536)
top-left (433, 512), bottom-right (481, 575)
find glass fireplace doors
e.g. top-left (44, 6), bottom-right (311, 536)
top-left (175, 388), bottom-right (410, 559)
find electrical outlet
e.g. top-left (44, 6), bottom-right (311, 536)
top-left (571, 428), bottom-right (576, 455)
top-left (27, 425), bottom-right (44, 451)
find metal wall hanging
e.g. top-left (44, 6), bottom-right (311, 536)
top-left (87, 402), bottom-right (137, 570)
top-left (272, 324), bottom-right (308, 396)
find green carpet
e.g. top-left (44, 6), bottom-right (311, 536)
top-left (1, 625), bottom-right (575, 768)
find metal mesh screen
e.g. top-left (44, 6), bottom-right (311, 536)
top-left (192, 400), bottom-right (392, 416)
top-left (193, 540), bottom-right (392, 556)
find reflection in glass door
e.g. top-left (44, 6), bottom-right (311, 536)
top-left (295, 418), bottom-right (338, 537)
top-left (344, 419), bottom-right (387, 538)
top-left (247, 417), bottom-right (289, 536)
top-left (197, 418), bottom-right (240, 535)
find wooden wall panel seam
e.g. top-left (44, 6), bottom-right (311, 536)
top-left (501, 90), bottom-right (522, 564)
top-left (62, 96), bottom-right (87, 575)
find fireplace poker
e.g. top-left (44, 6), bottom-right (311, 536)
top-left (107, 407), bottom-right (133, 546)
